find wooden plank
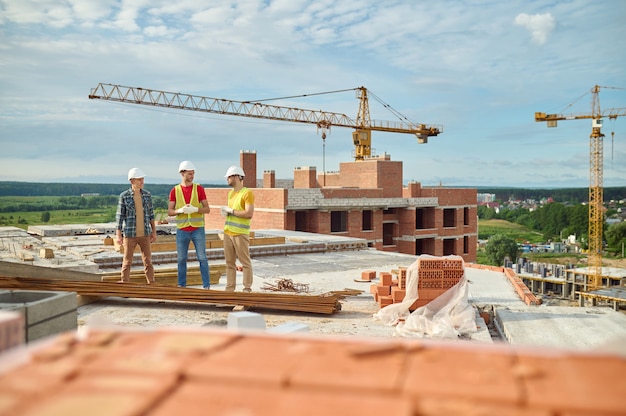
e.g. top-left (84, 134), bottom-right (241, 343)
top-left (250, 236), bottom-right (286, 246)
top-left (0, 261), bottom-right (102, 281)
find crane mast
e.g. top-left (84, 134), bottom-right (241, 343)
top-left (535, 85), bottom-right (625, 290)
top-left (88, 83), bottom-right (442, 161)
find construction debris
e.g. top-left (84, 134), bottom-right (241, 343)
top-left (261, 278), bottom-right (309, 293)
top-left (323, 288), bottom-right (364, 299)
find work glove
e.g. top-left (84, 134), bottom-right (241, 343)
top-left (182, 205), bottom-right (199, 214)
top-left (220, 206), bottom-right (234, 217)
top-left (175, 207), bottom-right (185, 214)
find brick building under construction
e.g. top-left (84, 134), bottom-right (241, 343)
top-left (204, 151), bottom-right (477, 263)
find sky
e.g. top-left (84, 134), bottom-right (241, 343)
top-left (1, 0), bottom-right (625, 188)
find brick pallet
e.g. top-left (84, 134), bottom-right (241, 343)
top-left (371, 257), bottom-right (465, 310)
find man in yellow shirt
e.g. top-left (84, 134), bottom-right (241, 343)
top-left (221, 165), bottom-right (255, 292)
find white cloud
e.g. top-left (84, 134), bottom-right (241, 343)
top-left (0, 1), bottom-right (625, 187)
top-left (514, 12), bottom-right (556, 45)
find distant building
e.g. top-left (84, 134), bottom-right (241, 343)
top-left (477, 193), bottom-right (496, 203)
top-left (204, 151), bottom-right (478, 262)
top-left (80, 193), bottom-right (100, 197)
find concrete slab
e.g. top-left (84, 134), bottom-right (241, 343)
top-left (464, 267), bottom-right (527, 307)
top-left (495, 306), bottom-right (626, 351)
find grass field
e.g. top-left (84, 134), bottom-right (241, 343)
top-left (0, 209), bottom-right (116, 230)
top-left (0, 196), bottom-right (115, 229)
top-left (478, 219), bottom-right (544, 244)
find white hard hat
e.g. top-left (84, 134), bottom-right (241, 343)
top-left (178, 161), bottom-right (196, 172)
top-left (224, 165), bottom-right (245, 178)
top-left (127, 168), bottom-right (145, 181)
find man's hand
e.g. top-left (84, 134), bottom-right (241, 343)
top-left (175, 207), bottom-right (185, 214)
top-left (220, 206), bottom-right (234, 217)
top-left (182, 205), bottom-right (199, 214)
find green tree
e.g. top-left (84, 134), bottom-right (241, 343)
top-left (485, 234), bottom-right (519, 266)
top-left (41, 211), bottom-right (51, 223)
top-left (605, 222), bottom-right (626, 256)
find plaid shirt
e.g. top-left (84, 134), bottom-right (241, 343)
top-left (116, 188), bottom-right (155, 238)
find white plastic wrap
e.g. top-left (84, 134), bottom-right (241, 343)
top-left (373, 254), bottom-right (476, 339)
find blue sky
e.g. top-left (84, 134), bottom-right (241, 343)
top-left (1, 0), bottom-right (625, 188)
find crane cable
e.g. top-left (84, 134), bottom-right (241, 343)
top-left (244, 87), bottom-right (418, 125)
top-left (242, 88), bottom-right (358, 103)
top-left (609, 116), bottom-right (616, 168)
top-left (367, 90), bottom-right (420, 125)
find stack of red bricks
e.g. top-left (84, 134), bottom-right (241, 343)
top-left (1, 327), bottom-right (624, 415)
top-left (370, 257), bottom-right (465, 310)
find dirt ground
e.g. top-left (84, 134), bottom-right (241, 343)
top-left (527, 255), bottom-right (626, 269)
top-left (604, 257), bottom-right (626, 268)
top-left (77, 292), bottom-right (402, 339)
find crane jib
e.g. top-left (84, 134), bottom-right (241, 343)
top-left (89, 83), bottom-right (442, 135)
top-left (88, 82), bottom-right (443, 161)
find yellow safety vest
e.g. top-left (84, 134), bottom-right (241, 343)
top-left (224, 188), bottom-right (251, 235)
top-left (175, 184), bottom-right (204, 229)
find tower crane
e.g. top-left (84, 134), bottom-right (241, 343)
top-left (88, 83), bottom-right (442, 161)
top-left (535, 85), bottom-right (626, 290)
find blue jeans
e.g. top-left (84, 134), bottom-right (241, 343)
top-left (176, 227), bottom-right (210, 288)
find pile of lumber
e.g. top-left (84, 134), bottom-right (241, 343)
top-left (0, 276), bottom-right (342, 315)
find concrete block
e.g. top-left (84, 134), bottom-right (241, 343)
top-left (267, 321), bottom-right (309, 334)
top-left (0, 291), bottom-right (78, 342)
top-left (227, 311), bottom-right (266, 331)
top-left (39, 248), bottom-right (55, 259)
top-left (28, 310), bottom-right (77, 341)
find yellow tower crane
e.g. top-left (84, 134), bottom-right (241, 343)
top-left (535, 85), bottom-right (626, 290)
top-left (88, 83), bottom-right (442, 161)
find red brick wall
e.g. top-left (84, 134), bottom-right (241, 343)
top-left (338, 159), bottom-right (402, 198)
top-left (205, 158), bottom-right (478, 262)
top-left (398, 208), bottom-right (416, 233)
top-left (315, 211), bottom-right (331, 234)
top-left (403, 181), bottom-right (421, 197)
top-left (377, 160), bottom-right (403, 198)
top-left (317, 172), bottom-right (341, 187)
top-left (420, 186), bottom-right (477, 205)
top-left (294, 167), bottom-right (318, 188)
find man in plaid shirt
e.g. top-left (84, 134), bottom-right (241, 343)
top-left (115, 168), bottom-right (157, 284)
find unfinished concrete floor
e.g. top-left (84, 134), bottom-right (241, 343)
top-left (78, 249), bottom-right (626, 352)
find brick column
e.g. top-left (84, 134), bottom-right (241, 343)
top-left (240, 150), bottom-right (257, 188)
top-left (263, 170), bottom-right (276, 188)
